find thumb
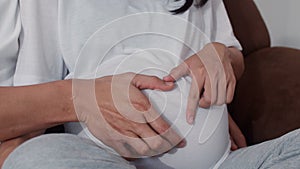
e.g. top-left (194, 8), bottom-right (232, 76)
top-left (132, 74), bottom-right (175, 91)
top-left (163, 62), bottom-right (190, 82)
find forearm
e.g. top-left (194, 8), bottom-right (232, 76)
top-left (0, 80), bottom-right (78, 141)
top-left (228, 47), bottom-right (245, 80)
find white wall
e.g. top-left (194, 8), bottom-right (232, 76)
top-left (254, 0), bottom-right (300, 49)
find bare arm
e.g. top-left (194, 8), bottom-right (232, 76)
top-left (0, 80), bottom-right (77, 141)
top-left (0, 74), bottom-right (185, 158)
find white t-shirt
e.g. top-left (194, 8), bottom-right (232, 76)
top-left (3, 0), bottom-right (242, 168)
top-left (0, 0), bottom-right (20, 86)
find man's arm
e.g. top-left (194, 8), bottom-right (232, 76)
top-left (0, 74), bottom-right (185, 158)
top-left (0, 80), bottom-right (77, 167)
top-left (0, 80), bottom-right (77, 142)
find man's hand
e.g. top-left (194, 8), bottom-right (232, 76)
top-left (73, 73), bottom-right (185, 158)
top-left (0, 131), bottom-right (43, 168)
top-left (228, 114), bottom-right (247, 150)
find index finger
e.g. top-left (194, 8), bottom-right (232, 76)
top-left (144, 107), bottom-right (186, 151)
top-left (164, 62), bottom-right (190, 82)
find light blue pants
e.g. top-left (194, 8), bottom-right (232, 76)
top-left (3, 129), bottom-right (300, 169)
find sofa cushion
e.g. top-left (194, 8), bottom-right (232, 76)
top-left (229, 47), bottom-right (300, 145)
top-left (223, 0), bottom-right (270, 56)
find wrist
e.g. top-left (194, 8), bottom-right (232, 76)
top-left (204, 42), bottom-right (229, 62)
top-left (54, 80), bottom-right (79, 123)
top-left (208, 42), bottom-right (244, 78)
top-left (205, 42), bottom-right (245, 80)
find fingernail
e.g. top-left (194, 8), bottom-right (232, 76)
top-left (165, 82), bottom-right (174, 86)
top-left (188, 115), bottom-right (194, 124)
top-left (179, 140), bottom-right (187, 147)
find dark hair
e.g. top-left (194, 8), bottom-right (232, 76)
top-left (171, 0), bottom-right (209, 14)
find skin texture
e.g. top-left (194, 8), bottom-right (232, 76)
top-left (0, 43), bottom-right (246, 167)
top-left (0, 131), bottom-right (44, 168)
top-left (0, 73), bottom-right (185, 167)
top-left (73, 73), bottom-right (185, 158)
top-left (229, 114), bottom-right (247, 150)
top-left (0, 80), bottom-right (77, 141)
top-left (164, 42), bottom-right (245, 124)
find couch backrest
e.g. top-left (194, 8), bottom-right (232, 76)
top-left (223, 0), bottom-right (271, 56)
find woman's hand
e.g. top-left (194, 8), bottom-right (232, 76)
top-left (73, 73), bottom-right (185, 158)
top-left (228, 114), bottom-right (247, 150)
top-left (0, 131), bottom-right (43, 168)
top-left (164, 42), bottom-right (244, 124)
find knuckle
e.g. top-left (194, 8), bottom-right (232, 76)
top-left (135, 81), bottom-right (142, 88)
top-left (131, 123), bottom-right (142, 132)
top-left (150, 76), bottom-right (159, 82)
top-left (201, 99), bottom-right (211, 107)
top-left (132, 101), bottom-right (150, 112)
top-left (158, 122), bottom-right (170, 133)
top-left (152, 139), bottom-right (164, 150)
top-left (204, 97), bottom-right (211, 105)
top-left (194, 66), bottom-right (205, 75)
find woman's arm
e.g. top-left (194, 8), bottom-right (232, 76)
top-left (163, 43), bottom-right (247, 149)
top-left (0, 80), bottom-right (77, 141)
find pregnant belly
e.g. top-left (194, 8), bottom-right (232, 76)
top-left (133, 83), bottom-right (230, 169)
top-left (77, 49), bottom-right (230, 168)
top-left (72, 83), bottom-right (230, 169)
